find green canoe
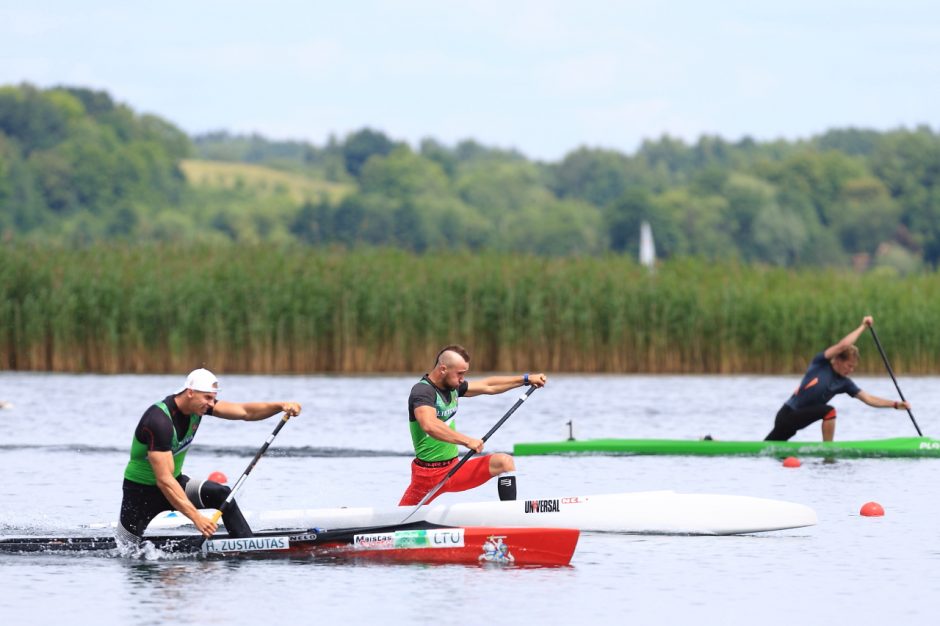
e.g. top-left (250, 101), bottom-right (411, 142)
top-left (513, 436), bottom-right (940, 458)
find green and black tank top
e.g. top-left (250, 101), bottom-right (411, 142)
top-left (407, 375), bottom-right (468, 462)
top-left (123, 399), bottom-right (202, 485)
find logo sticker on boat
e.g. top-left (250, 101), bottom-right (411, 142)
top-left (479, 535), bottom-right (514, 563)
top-left (203, 536), bottom-right (290, 553)
top-left (919, 441), bottom-right (940, 450)
top-left (353, 529), bottom-right (465, 550)
top-left (524, 499), bottom-right (560, 513)
top-left (353, 532), bottom-right (396, 548)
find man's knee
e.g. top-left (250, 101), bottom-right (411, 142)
top-left (489, 452), bottom-right (515, 475)
top-left (185, 478), bottom-right (231, 509)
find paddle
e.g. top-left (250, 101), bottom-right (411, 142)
top-left (399, 385), bottom-right (538, 524)
top-left (868, 324), bottom-right (923, 436)
top-left (199, 411), bottom-right (293, 545)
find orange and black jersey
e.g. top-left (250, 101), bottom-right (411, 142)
top-left (784, 352), bottom-right (860, 410)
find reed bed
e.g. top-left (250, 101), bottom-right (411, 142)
top-left (1, 244), bottom-right (937, 375)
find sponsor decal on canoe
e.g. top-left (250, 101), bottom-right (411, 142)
top-left (479, 535), bottom-right (514, 563)
top-left (919, 441), bottom-right (940, 450)
top-left (204, 536), bottom-right (290, 553)
top-left (353, 529), bottom-right (465, 550)
top-left (353, 532), bottom-right (395, 549)
top-left (524, 499), bottom-right (561, 513)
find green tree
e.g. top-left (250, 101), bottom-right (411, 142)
top-left (637, 134), bottom-right (696, 182)
top-left (419, 137), bottom-right (458, 178)
top-left (498, 198), bottom-right (603, 255)
top-left (815, 127), bottom-right (882, 157)
top-left (723, 173), bottom-right (777, 248)
top-left (456, 160), bottom-right (553, 220)
top-left (870, 128), bottom-right (940, 264)
top-left (754, 149), bottom-right (866, 227)
top-left (605, 188), bottom-right (655, 254)
top-left (829, 176), bottom-right (901, 254)
top-left (751, 203), bottom-right (809, 266)
top-left (552, 148), bottom-right (633, 207)
top-left (358, 146), bottom-right (450, 199)
top-left (651, 189), bottom-right (725, 259)
top-left (342, 128), bottom-right (400, 177)
top-left (0, 84), bottom-right (77, 153)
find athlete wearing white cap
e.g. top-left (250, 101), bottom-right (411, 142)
top-left (176, 367), bottom-right (220, 394)
top-left (117, 368), bottom-right (301, 547)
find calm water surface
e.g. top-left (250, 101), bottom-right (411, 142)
top-left (1, 372), bottom-right (938, 625)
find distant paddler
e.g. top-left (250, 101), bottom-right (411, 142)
top-left (117, 368), bottom-right (302, 548)
top-left (765, 316), bottom-right (911, 442)
top-left (399, 344), bottom-right (546, 506)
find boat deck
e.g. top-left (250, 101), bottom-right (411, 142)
top-left (513, 436), bottom-right (940, 458)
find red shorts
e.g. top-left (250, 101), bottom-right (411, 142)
top-left (398, 455), bottom-right (494, 506)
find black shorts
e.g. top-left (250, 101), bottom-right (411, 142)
top-left (764, 404), bottom-right (835, 441)
top-left (118, 475), bottom-right (252, 539)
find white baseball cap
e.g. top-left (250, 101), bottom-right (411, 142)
top-left (177, 368), bottom-right (220, 394)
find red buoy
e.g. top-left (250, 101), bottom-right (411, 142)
top-left (782, 456), bottom-right (801, 468)
top-left (860, 501), bottom-right (885, 517)
top-left (208, 471), bottom-right (228, 484)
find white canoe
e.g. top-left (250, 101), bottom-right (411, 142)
top-left (131, 490), bottom-right (817, 536)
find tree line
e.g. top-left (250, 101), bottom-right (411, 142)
top-left (2, 83), bottom-right (940, 272)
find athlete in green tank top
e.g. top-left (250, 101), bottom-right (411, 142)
top-left (408, 378), bottom-right (461, 461)
top-left (117, 368), bottom-right (303, 543)
top-left (399, 344), bottom-right (548, 506)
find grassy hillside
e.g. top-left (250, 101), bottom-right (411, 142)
top-left (180, 159), bottom-right (353, 204)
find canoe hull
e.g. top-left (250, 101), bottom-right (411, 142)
top-left (139, 490), bottom-right (817, 536)
top-left (0, 524), bottom-right (579, 566)
top-left (513, 436), bottom-right (940, 458)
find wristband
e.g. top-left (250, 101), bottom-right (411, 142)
top-left (523, 373), bottom-right (530, 386)
top-left (894, 401), bottom-right (899, 409)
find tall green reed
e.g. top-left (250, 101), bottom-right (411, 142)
top-left (1, 244), bottom-right (936, 375)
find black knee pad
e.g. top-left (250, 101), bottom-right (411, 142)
top-left (498, 475), bottom-right (517, 501)
top-left (185, 478), bottom-right (231, 509)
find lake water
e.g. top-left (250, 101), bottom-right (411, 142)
top-left (1, 371), bottom-right (938, 625)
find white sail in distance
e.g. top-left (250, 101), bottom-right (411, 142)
top-left (639, 220), bottom-right (656, 270)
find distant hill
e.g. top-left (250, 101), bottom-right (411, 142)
top-left (180, 159), bottom-right (353, 204)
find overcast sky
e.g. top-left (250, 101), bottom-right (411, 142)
top-left (2, 1), bottom-right (938, 161)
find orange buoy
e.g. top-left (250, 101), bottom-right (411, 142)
top-left (782, 456), bottom-right (801, 468)
top-left (860, 501), bottom-right (885, 517)
top-left (208, 471), bottom-right (228, 484)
